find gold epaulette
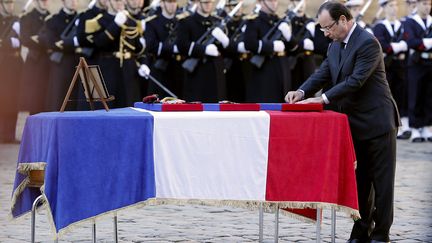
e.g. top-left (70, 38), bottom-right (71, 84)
top-left (85, 13), bottom-right (103, 34)
top-left (243, 14), bottom-right (258, 20)
top-left (176, 12), bottom-right (190, 21)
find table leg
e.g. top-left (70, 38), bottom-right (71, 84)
top-left (274, 204), bottom-right (279, 243)
top-left (331, 207), bottom-right (336, 243)
top-left (92, 222), bottom-right (96, 243)
top-left (259, 202), bottom-right (264, 243)
top-left (316, 209), bottom-right (321, 243)
top-left (114, 215), bottom-right (118, 243)
top-left (31, 195), bottom-right (44, 243)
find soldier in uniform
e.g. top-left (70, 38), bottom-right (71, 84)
top-left (38, 0), bottom-right (80, 111)
top-left (176, 0), bottom-right (229, 102)
top-left (345, 0), bottom-right (373, 34)
top-left (288, 0), bottom-right (317, 90)
top-left (221, 0), bottom-right (247, 102)
top-left (403, 0), bottom-right (432, 142)
top-left (91, 0), bottom-right (146, 107)
top-left (19, 0), bottom-right (50, 115)
top-left (373, 0), bottom-right (411, 139)
top-left (0, 0), bottom-right (22, 143)
top-left (144, 0), bottom-right (185, 98)
top-left (243, 0), bottom-right (296, 102)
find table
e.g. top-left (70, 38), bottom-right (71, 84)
top-left (11, 107), bottom-right (359, 238)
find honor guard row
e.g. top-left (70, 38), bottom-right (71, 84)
top-left (1, 0), bottom-right (431, 143)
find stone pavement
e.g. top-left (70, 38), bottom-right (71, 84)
top-left (0, 140), bottom-right (431, 242)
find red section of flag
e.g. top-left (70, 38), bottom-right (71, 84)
top-left (219, 103), bottom-right (260, 111)
top-left (281, 103), bottom-right (323, 112)
top-left (265, 111), bottom-right (358, 221)
top-left (161, 104), bottom-right (203, 111)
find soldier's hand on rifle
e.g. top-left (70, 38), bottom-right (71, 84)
top-left (173, 45), bottom-right (179, 54)
top-left (140, 19), bottom-right (146, 32)
top-left (211, 27), bottom-right (229, 48)
top-left (390, 41), bottom-right (407, 54)
top-left (237, 42), bottom-right (248, 53)
top-left (306, 22), bottom-right (315, 37)
top-left (273, 40), bottom-right (285, 52)
top-left (303, 38), bottom-right (314, 51)
top-left (114, 11), bottom-right (128, 26)
top-left (423, 38), bottom-right (432, 50)
top-left (138, 64), bottom-right (151, 78)
top-left (205, 44), bottom-right (220, 56)
top-left (278, 22), bottom-right (292, 42)
top-left (12, 21), bottom-right (20, 35)
top-left (10, 37), bottom-right (20, 48)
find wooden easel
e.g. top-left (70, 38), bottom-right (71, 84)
top-left (60, 57), bottom-right (113, 112)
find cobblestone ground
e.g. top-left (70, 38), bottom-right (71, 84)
top-left (1, 140), bottom-right (431, 242)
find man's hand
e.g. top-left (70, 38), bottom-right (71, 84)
top-left (284, 90), bottom-right (303, 103)
top-left (297, 96), bottom-right (324, 104)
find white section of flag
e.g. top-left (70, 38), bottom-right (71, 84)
top-left (149, 111), bottom-right (270, 201)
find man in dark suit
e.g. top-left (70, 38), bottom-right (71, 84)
top-left (285, 2), bottom-right (400, 243)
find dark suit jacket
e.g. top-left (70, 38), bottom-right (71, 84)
top-left (300, 25), bottom-right (400, 140)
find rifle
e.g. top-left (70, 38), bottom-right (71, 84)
top-left (249, 0), bottom-right (304, 69)
top-left (21, 0), bottom-right (33, 13)
top-left (230, 3), bottom-right (261, 43)
top-left (356, 0), bottom-right (372, 22)
top-left (182, 1), bottom-right (243, 73)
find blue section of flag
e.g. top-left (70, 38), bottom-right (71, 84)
top-left (259, 103), bottom-right (283, 111)
top-left (12, 108), bottom-right (156, 232)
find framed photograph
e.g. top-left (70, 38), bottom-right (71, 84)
top-left (78, 65), bottom-right (110, 100)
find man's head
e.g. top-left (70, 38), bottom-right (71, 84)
top-left (161, 0), bottom-right (177, 16)
top-left (317, 1), bottom-right (353, 41)
top-left (62, 0), bottom-right (77, 12)
top-left (97, 0), bottom-right (109, 10)
top-left (259, 0), bottom-right (278, 15)
top-left (197, 0), bottom-right (215, 16)
top-left (379, 0), bottom-right (398, 19)
top-left (126, 0), bottom-right (143, 14)
top-left (0, 0), bottom-right (15, 16)
top-left (405, 0), bottom-right (417, 15)
top-left (35, 0), bottom-right (49, 12)
top-left (345, 0), bottom-right (364, 19)
top-left (108, 0), bottom-right (125, 13)
top-left (416, 0), bottom-right (431, 18)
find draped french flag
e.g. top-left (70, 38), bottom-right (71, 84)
top-left (12, 108), bottom-right (358, 235)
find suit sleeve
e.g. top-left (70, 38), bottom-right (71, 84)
top-left (299, 55), bottom-right (332, 97)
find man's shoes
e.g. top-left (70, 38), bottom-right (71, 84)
top-left (396, 130), bottom-right (411, 139)
top-left (346, 239), bottom-right (361, 243)
top-left (421, 127), bottom-right (432, 142)
top-left (410, 128), bottom-right (425, 142)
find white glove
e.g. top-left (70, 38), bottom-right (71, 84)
top-left (303, 38), bottom-right (314, 51)
top-left (390, 41), bottom-right (407, 54)
top-left (305, 21), bottom-right (315, 37)
top-left (138, 64), bottom-right (151, 78)
top-left (11, 37), bottom-right (20, 48)
top-left (114, 11), bottom-right (128, 26)
top-left (423, 38), bottom-right (432, 50)
top-left (237, 42), bottom-right (248, 53)
top-left (12, 21), bottom-right (20, 36)
top-left (73, 36), bottom-right (80, 47)
top-left (141, 19), bottom-right (146, 32)
top-left (211, 27), bottom-right (229, 48)
top-left (278, 22), bottom-right (292, 41)
top-left (173, 44), bottom-right (179, 53)
top-left (140, 37), bottom-right (146, 49)
top-left (273, 40), bottom-right (285, 52)
top-left (205, 44), bottom-right (219, 56)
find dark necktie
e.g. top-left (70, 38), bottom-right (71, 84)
top-left (339, 42), bottom-right (346, 63)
